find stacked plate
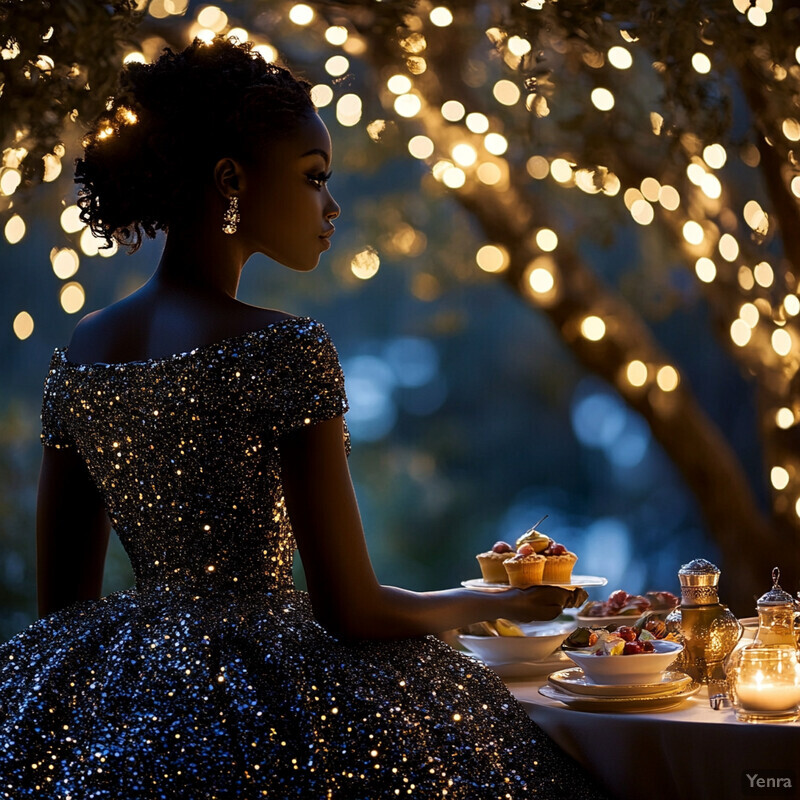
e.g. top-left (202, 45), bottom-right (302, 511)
top-left (540, 668), bottom-right (700, 712)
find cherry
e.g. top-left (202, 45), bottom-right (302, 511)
top-left (548, 543), bottom-right (567, 556)
top-left (642, 640), bottom-right (655, 652)
top-left (516, 543), bottom-right (534, 556)
top-left (492, 541), bottom-right (513, 553)
top-left (616, 626), bottom-right (637, 642)
top-left (623, 641), bottom-right (644, 655)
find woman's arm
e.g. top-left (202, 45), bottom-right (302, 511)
top-left (36, 446), bottom-right (110, 617)
top-left (279, 416), bottom-right (583, 639)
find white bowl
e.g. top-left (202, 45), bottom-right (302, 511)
top-left (564, 640), bottom-right (684, 685)
top-left (457, 622), bottom-right (575, 664)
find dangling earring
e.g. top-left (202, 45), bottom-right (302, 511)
top-left (222, 196), bottom-right (240, 235)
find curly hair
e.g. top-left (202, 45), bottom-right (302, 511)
top-left (75, 38), bottom-right (315, 253)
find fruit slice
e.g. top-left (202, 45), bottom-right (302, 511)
top-left (494, 618), bottom-right (526, 637)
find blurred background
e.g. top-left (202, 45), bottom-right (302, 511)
top-left (2, 0), bottom-right (798, 636)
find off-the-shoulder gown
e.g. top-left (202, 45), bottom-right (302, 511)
top-left (0, 316), bottom-right (603, 798)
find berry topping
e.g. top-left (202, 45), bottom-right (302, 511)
top-left (491, 541), bottom-right (513, 554)
top-left (622, 641), bottom-right (644, 655)
top-left (516, 543), bottom-right (534, 556)
top-left (616, 626), bottom-right (638, 642)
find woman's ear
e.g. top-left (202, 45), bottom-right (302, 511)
top-left (213, 157), bottom-right (245, 199)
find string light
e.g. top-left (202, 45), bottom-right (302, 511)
top-left (336, 94), bottom-right (362, 127)
top-left (535, 228), bottom-right (558, 252)
top-left (465, 113), bottom-right (489, 134)
top-left (51, 248), bottom-right (79, 279)
top-left (771, 329), bottom-right (792, 357)
top-left (350, 248), bottom-right (380, 280)
top-left (771, 466), bottom-right (790, 491)
top-left (730, 319), bottom-right (752, 347)
top-left (656, 365), bottom-right (679, 392)
top-left (394, 94), bottom-right (422, 118)
top-left (325, 26), bottom-right (348, 46)
top-left (452, 144), bottom-right (477, 167)
top-left (387, 75), bottom-right (412, 95)
top-left (441, 100), bottom-right (465, 121)
top-left (4, 214), bottom-right (25, 244)
top-left (310, 84), bottom-right (333, 108)
top-left (429, 7), bottom-right (454, 27)
top-left (626, 360), bottom-right (648, 387)
top-left (607, 46), bottom-right (632, 69)
top-left (691, 52), bottom-right (712, 73)
top-left (288, 4), bottom-right (314, 25)
top-left (507, 36), bottom-right (531, 56)
top-left (718, 233), bottom-right (739, 261)
top-left (590, 88), bottom-right (614, 110)
top-left (739, 303), bottom-right (759, 328)
top-left (526, 156), bottom-right (549, 179)
top-left (483, 133), bottom-right (508, 155)
top-left (493, 80), bottom-right (520, 106)
top-left (252, 45), bottom-right (277, 63)
top-left (59, 282), bottom-right (85, 314)
top-left (682, 221), bottom-right (704, 245)
top-left (695, 257), bottom-right (717, 283)
top-left (580, 315), bottom-right (606, 341)
top-left (753, 261), bottom-right (774, 288)
top-left (549, 158), bottom-right (573, 183)
top-left (325, 56), bottom-right (349, 77)
top-left (408, 135), bottom-right (434, 159)
top-left (12, 311), bottom-right (33, 340)
top-left (476, 244), bottom-right (509, 273)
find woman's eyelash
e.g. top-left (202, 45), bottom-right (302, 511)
top-left (308, 171), bottom-right (332, 188)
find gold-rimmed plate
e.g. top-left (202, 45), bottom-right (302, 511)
top-left (461, 576), bottom-right (608, 593)
top-left (538, 682), bottom-right (700, 713)
top-left (548, 667), bottom-right (694, 697)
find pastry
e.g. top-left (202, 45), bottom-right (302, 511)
top-left (476, 541), bottom-right (515, 583)
top-left (503, 544), bottom-right (546, 588)
top-left (540, 541), bottom-right (578, 583)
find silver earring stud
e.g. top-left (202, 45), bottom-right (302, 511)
top-left (222, 196), bottom-right (240, 235)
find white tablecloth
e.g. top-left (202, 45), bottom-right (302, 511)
top-left (509, 678), bottom-right (800, 800)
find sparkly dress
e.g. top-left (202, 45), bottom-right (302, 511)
top-left (0, 316), bottom-right (603, 799)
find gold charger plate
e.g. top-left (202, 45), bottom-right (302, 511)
top-left (538, 682), bottom-right (700, 713)
top-left (461, 576), bottom-right (608, 593)
top-left (548, 667), bottom-right (694, 697)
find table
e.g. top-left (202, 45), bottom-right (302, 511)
top-left (508, 677), bottom-right (800, 800)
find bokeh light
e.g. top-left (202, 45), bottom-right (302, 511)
top-left (12, 311), bottom-right (33, 340)
top-left (351, 247), bottom-right (380, 280)
top-left (581, 315), bottom-right (606, 341)
top-left (59, 282), bottom-right (85, 314)
top-left (476, 244), bottom-right (509, 273)
top-left (288, 4), bottom-right (314, 25)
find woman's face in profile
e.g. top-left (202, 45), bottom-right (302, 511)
top-left (237, 111), bottom-right (340, 271)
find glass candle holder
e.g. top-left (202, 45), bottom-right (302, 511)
top-left (727, 645), bottom-right (800, 723)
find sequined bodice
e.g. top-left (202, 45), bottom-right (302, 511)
top-left (40, 316), bottom-right (348, 598)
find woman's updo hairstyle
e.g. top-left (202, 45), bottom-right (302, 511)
top-left (75, 37), bottom-right (315, 253)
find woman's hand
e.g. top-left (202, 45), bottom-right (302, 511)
top-left (502, 586), bottom-right (588, 622)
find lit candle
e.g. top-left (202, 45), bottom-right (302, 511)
top-left (736, 670), bottom-right (800, 713)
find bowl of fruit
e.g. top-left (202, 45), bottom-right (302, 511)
top-left (562, 626), bottom-right (683, 685)
top-left (456, 619), bottom-right (576, 664)
top-left (577, 589), bottom-right (679, 627)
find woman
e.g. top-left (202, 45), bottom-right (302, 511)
top-left (0, 38), bottom-right (606, 798)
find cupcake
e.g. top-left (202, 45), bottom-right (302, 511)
top-left (540, 541), bottom-right (578, 584)
top-left (503, 544), bottom-right (546, 588)
top-left (476, 541), bottom-right (515, 583)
